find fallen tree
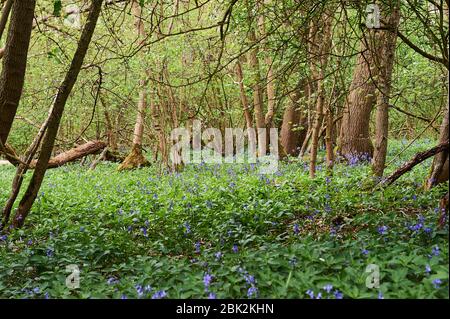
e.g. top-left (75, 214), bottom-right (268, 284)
top-left (0, 140), bottom-right (107, 168)
top-left (32, 140), bottom-right (106, 168)
top-left (378, 140), bottom-right (449, 187)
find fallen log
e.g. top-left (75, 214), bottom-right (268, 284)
top-left (378, 140), bottom-right (449, 187)
top-left (30, 140), bottom-right (107, 169)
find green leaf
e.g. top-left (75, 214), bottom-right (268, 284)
top-left (53, 0), bottom-right (62, 17)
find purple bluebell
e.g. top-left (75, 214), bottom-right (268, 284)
top-left (432, 279), bottom-right (442, 289)
top-left (334, 290), bottom-right (343, 299)
top-left (425, 265), bottom-right (431, 274)
top-left (151, 290), bottom-right (167, 299)
top-left (195, 242), bottom-right (201, 253)
top-left (247, 286), bottom-right (258, 298)
top-left (215, 251), bottom-right (223, 260)
top-left (323, 284), bottom-right (333, 293)
top-left (377, 225), bottom-right (388, 235)
top-left (208, 292), bottom-right (217, 299)
top-left (203, 273), bottom-right (213, 288)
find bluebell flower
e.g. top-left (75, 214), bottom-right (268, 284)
top-left (107, 277), bottom-right (119, 285)
top-left (203, 273), bottom-right (213, 288)
top-left (334, 290), bottom-right (343, 299)
top-left (323, 284), bottom-right (333, 293)
top-left (33, 287), bottom-right (40, 294)
top-left (135, 284), bottom-right (144, 297)
top-left (247, 286), bottom-right (258, 298)
top-left (425, 265), bottom-right (431, 274)
top-left (306, 290), bottom-right (314, 299)
top-left (432, 279), bottom-right (442, 289)
top-left (316, 292), bottom-right (322, 299)
top-left (145, 285), bottom-right (152, 292)
top-left (378, 291), bottom-right (384, 299)
top-left (362, 249), bottom-right (369, 255)
top-left (244, 274), bottom-right (255, 285)
top-left (44, 292), bottom-right (50, 299)
top-left (121, 294), bottom-right (127, 299)
top-left (432, 246), bottom-right (440, 256)
top-left (195, 242), bottom-right (201, 253)
top-left (208, 292), bottom-right (216, 299)
top-left (232, 244), bottom-right (238, 253)
top-left (151, 290), bottom-right (167, 299)
top-left (215, 251), bottom-right (223, 260)
top-left (46, 248), bottom-right (54, 257)
top-left (293, 223), bottom-right (300, 235)
top-left (377, 225), bottom-right (388, 235)
top-left (0, 235), bottom-right (8, 241)
top-left (184, 222), bottom-right (191, 235)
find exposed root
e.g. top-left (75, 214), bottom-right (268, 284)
top-left (117, 144), bottom-right (150, 171)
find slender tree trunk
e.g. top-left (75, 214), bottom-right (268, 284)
top-left (247, 28), bottom-right (265, 153)
top-left (325, 108), bottom-right (334, 171)
top-left (372, 3), bottom-right (400, 177)
top-left (309, 12), bottom-right (332, 178)
top-left (235, 60), bottom-right (253, 130)
top-left (257, 1), bottom-right (276, 128)
top-left (0, 0), bottom-right (36, 145)
top-left (10, 0), bottom-right (104, 229)
top-left (427, 102), bottom-right (449, 188)
top-left (0, 0), bottom-right (13, 41)
top-left (118, 0), bottom-right (150, 170)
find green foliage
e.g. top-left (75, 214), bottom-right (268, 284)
top-left (0, 140), bottom-right (448, 299)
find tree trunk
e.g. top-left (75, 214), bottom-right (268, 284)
top-left (0, 0), bottom-right (13, 41)
top-left (372, 3), bottom-right (400, 177)
top-left (118, 0), bottom-right (150, 171)
top-left (380, 140), bottom-right (449, 187)
top-left (235, 60), bottom-right (253, 130)
top-left (10, 0), bottom-right (103, 229)
top-left (280, 91), bottom-right (301, 157)
top-left (0, 0), bottom-right (36, 145)
top-left (427, 103), bottom-right (449, 188)
top-left (338, 29), bottom-right (380, 160)
top-left (309, 12), bottom-right (332, 178)
top-left (247, 28), bottom-right (266, 153)
top-left (29, 141), bottom-right (107, 169)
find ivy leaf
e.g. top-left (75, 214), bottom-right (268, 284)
top-left (139, 0), bottom-right (145, 7)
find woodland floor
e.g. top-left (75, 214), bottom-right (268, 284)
top-left (0, 139), bottom-right (448, 299)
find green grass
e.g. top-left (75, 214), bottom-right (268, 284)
top-left (0, 139), bottom-right (448, 299)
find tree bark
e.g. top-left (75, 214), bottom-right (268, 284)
top-left (380, 140), bottom-right (449, 187)
top-left (235, 60), bottom-right (254, 130)
top-left (427, 103), bottom-right (449, 188)
top-left (10, 0), bottom-right (104, 229)
top-left (309, 11), bottom-right (332, 178)
top-left (29, 140), bottom-right (107, 169)
top-left (0, 0), bottom-right (36, 145)
top-left (280, 91), bottom-right (301, 157)
top-left (0, 0), bottom-right (13, 41)
top-left (338, 28), bottom-right (381, 160)
top-left (372, 3), bottom-right (400, 177)
top-left (247, 28), bottom-right (266, 153)
top-left (118, 0), bottom-right (150, 171)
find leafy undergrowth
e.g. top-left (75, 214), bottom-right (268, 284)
top-left (0, 140), bottom-right (448, 299)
